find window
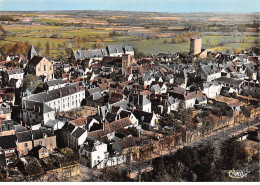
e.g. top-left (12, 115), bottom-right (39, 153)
top-left (50, 66), bottom-right (52, 70)
top-left (38, 67), bottom-right (40, 71)
top-left (44, 65), bottom-right (46, 71)
top-left (39, 141), bottom-right (43, 145)
top-left (24, 143), bottom-right (28, 147)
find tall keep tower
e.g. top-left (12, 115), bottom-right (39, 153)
top-left (190, 37), bottom-right (202, 55)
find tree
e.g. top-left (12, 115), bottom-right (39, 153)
top-left (45, 41), bottom-right (50, 56)
top-left (36, 42), bottom-right (42, 53)
top-left (22, 74), bottom-right (42, 94)
top-left (206, 39), bottom-right (212, 46)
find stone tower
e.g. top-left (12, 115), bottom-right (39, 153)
top-left (190, 37), bottom-right (202, 55)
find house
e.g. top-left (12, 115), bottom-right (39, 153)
top-left (119, 110), bottom-right (139, 127)
top-left (150, 95), bottom-right (180, 114)
top-left (201, 82), bottom-right (222, 98)
top-left (215, 76), bottom-right (243, 94)
top-left (133, 109), bottom-right (158, 130)
top-left (197, 64), bottom-right (221, 82)
top-left (142, 74), bottom-right (155, 87)
top-left (2, 68), bottom-right (24, 87)
top-left (32, 127), bottom-right (56, 154)
top-left (44, 119), bottom-right (66, 132)
top-left (150, 82), bottom-right (167, 94)
top-left (184, 91), bottom-right (207, 109)
top-left (128, 93), bottom-right (152, 113)
top-left (0, 119), bottom-right (17, 136)
top-left (69, 127), bottom-right (88, 151)
top-left (169, 87), bottom-right (207, 109)
top-left (0, 135), bottom-right (17, 165)
top-left (43, 79), bottom-right (66, 91)
top-left (22, 82), bottom-right (85, 128)
top-left (16, 131), bottom-right (33, 156)
top-left (22, 101), bottom-right (56, 130)
top-left (24, 56), bottom-right (54, 80)
top-left (30, 145), bottom-right (49, 159)
top-left (0, 106), bottom-right (11, 120)
top-left (242, 81), bottom-right (260, 98)
top-left (107, 45), bottom-right (124, 57)
top-left (108, 92), bottom-right (124, 104)
top-left (74, 49), bottom-right (108, 61)
top-left (174, 69), bottom-right (188, 88)
top-left (80, 139), bottom-right (109, 169)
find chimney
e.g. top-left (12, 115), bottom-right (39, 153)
top-left (102, 122), bottom-right (105, 131)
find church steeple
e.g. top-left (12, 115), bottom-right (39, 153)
top-left (28, 45), bottom-right (38, 60)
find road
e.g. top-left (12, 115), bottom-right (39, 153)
top-left (79, 114), bottom-right (260, 180)
top-left (117, 114), bottom-right (260, 173)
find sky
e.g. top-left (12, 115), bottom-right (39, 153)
top-left (0, 0), bottom-right (259, 13)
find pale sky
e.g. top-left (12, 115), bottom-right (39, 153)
top-left (0, 0), bottom-right (259, 12)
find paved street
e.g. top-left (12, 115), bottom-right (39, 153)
top-left (115, 114), bottom-right (260, 173)
top-left (78, 113), bottom-right (260, 180)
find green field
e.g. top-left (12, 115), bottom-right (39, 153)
top-left (1, 23), bottom-right (259, 59)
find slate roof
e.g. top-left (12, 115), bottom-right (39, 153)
top-left (27, 56), bottom-right (45, 66)
top-left (16, 131), bottom-right (32, 143)
top-left (0, 107), bottom-right (10, 114)
top-left (44, 119), bottom-right (59, 128)
top-left (107, 45), bottom-right (124, 55)
top-left (200, 64), bottom-right (219, 76)
top-left (87, 87), bottom-right (102, 95)
top-left (119, 110), bottom-right (132, 119)
top-left (112, 137), bottom-right (137, 153)
top-left (71, 127), bottom-right (87, 138)
top-left (133, 110), bottom-right (154, 123)
top-left (128, 94), bottom-right (151, 106)
top-left (6, 68), bottom-right (24, 75)
top-left (167, 96), bottom-right (179, 105)
top-left (46, 79), bottom-right (65, 87)
top-left (202, 82), bottom-right (220, 89)
top-left (124, 46), bottom-right (134, 52)
top-left (25, 82), bottom-right (83, 103)
top-left (0, 120), bottom-right (17, 132)
top-left (105, 112), bottom-right (117, 123)
top-left (32, 127), bottom-right (54, 140)
top-left (150, 84), bottom-right (161, 93)
top-left (0, 135), bottom-right (17, 149)
top-left (74, 49), bottom-right (108, 60)
top-left (215, 77), bottom-right (243, 86)
top-left (15, 125), bottom-right (27, 132)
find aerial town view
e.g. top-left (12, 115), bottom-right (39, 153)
top-left (0, 0), bottom-right (259, 182)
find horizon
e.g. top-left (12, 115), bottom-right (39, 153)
top-left (0, 0), bottom-right (259, 13)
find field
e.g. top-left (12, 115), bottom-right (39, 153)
top-left (0, 11), bottom-right (259, 59)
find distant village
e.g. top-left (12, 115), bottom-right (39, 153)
top-left (0, 37), bottom-right (259, 181)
